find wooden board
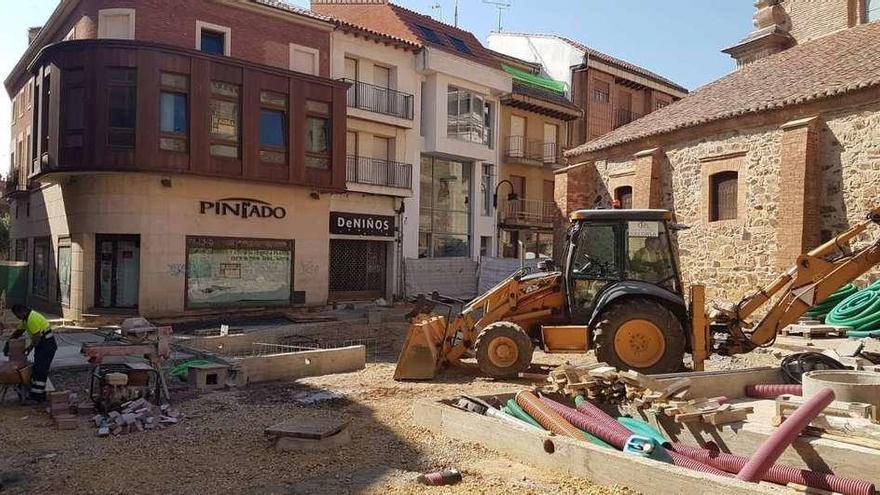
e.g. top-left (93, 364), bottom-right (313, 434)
top-left (412, 399), bottom-right (782, 495)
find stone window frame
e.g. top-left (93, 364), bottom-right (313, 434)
top-left (97, 8), bottom-right (136, 40)
top-left (606, 167), bottom-right (635, 209)
top-left (289, 43), bottom-right (320, 76)
top-left (700, 151), bottom-right (747, 227)
top-left (196, 20), bottom-right (231, 56)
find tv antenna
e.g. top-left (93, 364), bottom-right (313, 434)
top-left (430, 1), bottom-right (443, 21)
top-left (482, 0), bottom-right (511, 31)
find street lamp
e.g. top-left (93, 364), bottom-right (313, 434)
top-left (493, 179), bottom-right (518, 209)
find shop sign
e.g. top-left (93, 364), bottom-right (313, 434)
top-left (330, 212), bottom-right (395, 237)
top-left (199, 198), bottom-right (287, 219)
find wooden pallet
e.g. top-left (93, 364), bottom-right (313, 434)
top-left (780, 323), bottom-right (849, 339)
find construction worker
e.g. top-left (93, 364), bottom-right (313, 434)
top-left (629, 236), bottom-right (668, 282)
top-left (2, 305), bottom-right (57, 402)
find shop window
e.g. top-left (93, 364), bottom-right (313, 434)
top-left (259, 91), bottom-right (288, 164)
top-left (185, 237), bottom-right (292, 309)
top-left (97, 8), bottom-right (135, 40)
top-left (14, 239), bottom-right (28, 262)
top-left (290, 44), bottom-right (319, 75)
top-left (481, 163), bottom-right (494, 217)
top-left (57, 238), bottom-right (72, 307)
top-left (447, 86), bottom-right (491, 145)
top-left (209, 81), bottom-right (240, 158)
top-left (62, 68), bottom-right (85, 149)
top-left (592, 80), bottom-right (610, 103)
top-left (197, 21), bottom-right (230, 56)
top-left (418, 156), bottom-right (471, 258)
top-left (615, 186), bottom-right (633, 209)
top-left (710, 171), bottom-right (738, 222)
top-left (868, 0), bottom-right (880, 22)
top-left (305, 100), bottom-right (331, 170)
top-left (107, 67), bottom-right (137, 148)
top-left (32, 238), bottom-right (50, 298)
top-left (159, 73), bottom-right (189, 152)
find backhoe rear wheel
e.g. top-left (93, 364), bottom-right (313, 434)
top-left (593, 299), bottom-right (685, 374)
top-left (475, 321), bottom-right (534, 379)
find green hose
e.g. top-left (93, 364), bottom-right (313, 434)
top-left (804, 283), bottom-right (859, 318)
top-left (827, 289), bottom-right (880, 332)
top-left (867, 280), bottom-right (880, 292)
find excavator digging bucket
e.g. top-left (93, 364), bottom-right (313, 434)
top-left (394, 316), bottom-right (448, 380)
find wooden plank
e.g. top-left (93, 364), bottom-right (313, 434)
top-left (653, 367), bottom-right (784, 400)
top-left (412, 399), bottom-right (782, 495)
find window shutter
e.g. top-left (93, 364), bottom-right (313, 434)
top-left (711, 172), bottom-right (738, 221)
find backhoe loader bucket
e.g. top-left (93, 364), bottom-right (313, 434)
top-left (394, 316), bottom-right (448, 380)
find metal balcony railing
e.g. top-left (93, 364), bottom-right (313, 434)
top-left (614, 108), bottom-right (643, 129)
top-left (346, 155), bottom-right (413, 189)
top-left (501, 198), bottom-right (557, 225)
top-left (342, 79), bottom-right (414, 120)
top-left (504, 136), bottom-right (560, 166)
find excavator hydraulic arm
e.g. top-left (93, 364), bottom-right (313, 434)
top-left (702, 206), bottom-right (880, 358)
top-left (394, 269), bottom-right (563, 380)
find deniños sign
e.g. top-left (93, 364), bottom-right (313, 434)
top-left (199, 198), bottom-right (287, 219)
top-left (330, 212), bottom-right (395, 237)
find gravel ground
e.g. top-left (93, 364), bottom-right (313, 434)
top-left (0, 347), bottom-right (782, 495)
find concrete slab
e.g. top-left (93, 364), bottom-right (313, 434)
top-left (237, 345), bottom-right (366, 384)
top-left (265, 417), bottom-right (348, 439)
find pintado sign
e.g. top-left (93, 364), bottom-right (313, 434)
top-left (199, 198), bottom-right (287, 219)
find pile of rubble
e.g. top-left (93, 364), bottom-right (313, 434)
top-left (545, 363), bottom-right (753, 426)
top-left (93, 397), bottom-right (184, 437)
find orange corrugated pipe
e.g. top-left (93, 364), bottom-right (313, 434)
top-left (515, 391), bottom-right (583, 440)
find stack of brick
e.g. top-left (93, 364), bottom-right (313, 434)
top-left (47, 391), bottom-right (78, 430)
top-left (93, 398), bottom-right (184, 437)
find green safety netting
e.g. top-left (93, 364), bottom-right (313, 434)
top-left (501, 64), bottom-right (567, 94)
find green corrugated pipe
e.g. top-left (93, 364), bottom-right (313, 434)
top-left (827, 289), bottom-right (880, 332)
top-left (169, 359), bottom-right (214, 378)
top-left (804, 283), bottom-right (858, 318)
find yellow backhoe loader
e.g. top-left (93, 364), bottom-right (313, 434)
top-left (394, 206), bottom-right (880, 380)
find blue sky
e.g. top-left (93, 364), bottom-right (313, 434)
top-left (0, 1), bottom-right (754, 174)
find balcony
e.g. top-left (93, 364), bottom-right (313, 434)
top-left (504, 136), bottom-right (561, 166)
top-left (343, 79), bottom-right (414, 120)
top-left (614, 108), bottom-right (643, 129)
top-left (3, 171), bottom-right (23, 197)
top-left (346, 155), bottom-right (412, 189)
top-left (500, 198), bottom-right (557, 227)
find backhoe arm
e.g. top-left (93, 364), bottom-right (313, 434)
top-left (721, 206), bottom-right (880, 353)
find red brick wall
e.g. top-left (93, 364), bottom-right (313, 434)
top-left (774, 118), bottom-right (821, 269)
top-left (632, 149), bottom-right (661, 209)
top-left (782, 0), bottom-right (853, 43)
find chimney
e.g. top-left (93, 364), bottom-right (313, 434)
top-left (28, 26), bottom-right (43, 45)
top-left (722, 0), bottom-right (794, 68)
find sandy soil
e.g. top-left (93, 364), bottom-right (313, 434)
top-left (0, 347), bottom-right (782, 495)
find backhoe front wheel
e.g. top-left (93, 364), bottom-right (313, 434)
top-left (475, 321), bottom-right (534, 379)
top-left (593, 299), bottom-right (686, 374)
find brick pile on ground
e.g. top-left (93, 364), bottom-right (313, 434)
top-left (93, 398), bottom-right (184, 437)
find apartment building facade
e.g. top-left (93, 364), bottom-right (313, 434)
top-left (486, 32), bottom-right (688, 149)
top-left (314, 0), bottom-right (512, 261)
top-left (4, 0), bottom-right (349, 318)
top-left (492, 54), bottom-right (581, 259)
top-left (558, 0), bottom-right (880, 305)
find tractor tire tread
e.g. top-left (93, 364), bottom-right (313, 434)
top-left (474, 321), bottom-right (534, 379)
top-left (593, 299), bottom-right (686, 374)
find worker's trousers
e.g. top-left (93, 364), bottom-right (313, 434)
top-left (30, 334), bottom-right (57, 401)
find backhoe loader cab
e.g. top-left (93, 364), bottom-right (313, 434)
top-left (562, 209), bottom-right (689, 372)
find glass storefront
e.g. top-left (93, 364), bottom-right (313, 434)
top-left (419, 156), bottom-right (472, 257)
top-left (500, 229), bottom-right (553, 260)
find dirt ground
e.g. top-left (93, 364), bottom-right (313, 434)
top-left (0, 346), bottom-right (783, 495)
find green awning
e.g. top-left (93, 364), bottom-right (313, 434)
top-left (502, 64), bottom-right (566, 94)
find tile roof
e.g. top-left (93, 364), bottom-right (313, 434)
top-left (311, 2), bottom-right (501, 69)
top-left (252, 0), bottom-right (334, 22)
top-left (566, 21), bottom-right (880, 157)
top-left (494, 32), bottom-right (688, 94)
